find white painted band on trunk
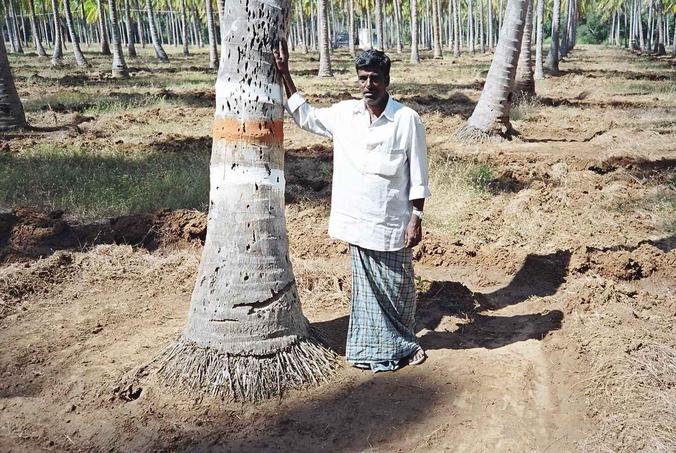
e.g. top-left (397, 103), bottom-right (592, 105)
top-left (210, 164), bottom-right (285, 188)
top-left (215, 80), bottom-right (283, 107)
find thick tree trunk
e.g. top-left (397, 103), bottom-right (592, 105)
top-left (410, 0), bottom-right (420, 63)
top-left (50, 0), bottom-right (63, 65)
top-left (457, 0), bottom-right (529, 139)
top-left (123, 0), bottom-right (136, 57)
top-left (534, 0), bottom-right (544, 79)
top-left (29, 0), bottom-right (48, 56)
top-left (107, 0), bottom-right (128, 77)
top-left (317, 0), bottom-right (332, 76)
top-left (0, 36), bottom-right (26, 130)
top-left (96, 0), bottom-right (111, 54)
top-left (146, 0), bottom-right (169, 61)
top-left (204, 0), bottom-right (218, 68)
top-left (546, 0), bottom-right (560, 75)
top-left (63, 0), bottom-right (89, 66)
top-left (514, 0), bottom-right (534, 97)
top-left (156, 0), bottom-right (337, 401)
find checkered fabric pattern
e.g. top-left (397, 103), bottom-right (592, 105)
top-left (346, 245), bottom-right (420, 370)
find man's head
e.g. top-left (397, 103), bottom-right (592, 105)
top-left (355, 50), bottom-right (391, 107)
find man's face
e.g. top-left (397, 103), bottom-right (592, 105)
top-left (357, 68), bottom-right (389, 107)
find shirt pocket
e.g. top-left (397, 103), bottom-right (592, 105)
top-left (364, 146), bottom-right (407, 177)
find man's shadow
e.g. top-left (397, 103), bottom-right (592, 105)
top-left (313, 250), bottom-right (569, 355)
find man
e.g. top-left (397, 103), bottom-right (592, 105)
top-left (274, 42), bottom-right (430, 372)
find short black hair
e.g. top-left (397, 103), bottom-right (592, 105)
top-left (355, 50), bottom-right (391, 83)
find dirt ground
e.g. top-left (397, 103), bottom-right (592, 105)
top-left (1, 45), bottom-right (674, 452)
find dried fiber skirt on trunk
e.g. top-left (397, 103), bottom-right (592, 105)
top-left (346, 245), bottom-right (420, 372)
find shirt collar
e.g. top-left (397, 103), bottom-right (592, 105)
top-left (353, 94), bottom-right (396, 121)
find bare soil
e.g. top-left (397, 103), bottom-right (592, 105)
top-left (1, 46), bottom-right (674, 452)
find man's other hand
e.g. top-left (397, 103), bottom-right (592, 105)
top-left (404, 215), bottom-right (422, 248)
top-left (273, 39), bottom-right (290, 75)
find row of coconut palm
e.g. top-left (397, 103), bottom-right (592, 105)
top-left (604, 0), bottom-right (676, 56)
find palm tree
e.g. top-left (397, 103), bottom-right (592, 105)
top-left (456, 0), bottom-right (529, 140)
top-left (96, 0), bottom-right (112, 54)
top-left (50, 0), bottom-right (64, 65)
top-left (146, 0), bottom-right (169, 61)
top-left (348, 0), bottom-right (355, 56)
top-left (63, 0), bottom-right (89, 66)
top-left (28, 0), bottom-right (48, 56)
top-left (514, 0), bottom-right (534, 96)
top-left (432, 0), bottom-right (443, 57)
top-left (410, 0), bottom-right (420, 63)
top-left (180, 0), bottom-right (189, 56)
top-left (317, 0), bottom-right (332, 76)
top-left (534, 0), bottom-right (544, 79)
top-left (546, 0), bottom-right (560, 75)
top-left (123, 0), bottom-right (137, 57)
top-left (0, 36), bottom-right (26, 130)
top-left (204, 0), bottom-right (218, 69)
top-left (156, 0), bottom-right (337, 401)
top-left (108, 0), bottom-right (128, 77)
top-left (374, 0), bottom-right (384, 50)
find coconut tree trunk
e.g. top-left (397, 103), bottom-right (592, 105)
top-left (180, 0), bottom-right (189, 55)
top-left (96, 0), bottom-right (111, 54)
top-left (7, 0), bottom-right (23, 53)
top-left (204, 0), bottom-right (218, 68)
top-left (453, 0), bottom-right (460, 55)
top-left (63, 0), bottom-right (89, 66)
top-left (317, 0), bottom-right (332, 76)
top-left (410, 0), bottom-right (420, 62)
top-left (468, 0), bottom-right (475, 52)
top-left (28, 0), bottom-right (48, 56)
top-left (123, 0), bottom-right (136, 56)
top-left (134, 0), bottom-right (145, 47)
top-left (488, 0), bottom-right (494, 48)
top-left (655, 2), bottom-right (665, 54)
top-left (393, 0), bottom-right (402, 53)
top-left (546, 0), bottom-right (560, 74)
top-left (431, 0), bottom-right (442, 56)
top-left (373, 0), bottom-right (383, 50)
top-left (146, 0), bottom-right (169, 61)
top-left (514, 0), bottom-right (534, 96)
top-left (0, 36), bottom-right (26, 130)
top-left (347, 0), bottom-right (355, 55)
top-left (156, 0), bottom-right (337, 402)
top-left (534, 0), bottom-right (543, 78)
top-left (50, 0), bottom-right (63, 65)
top-left (457, 0), bottom-right (529, 139)
top-left (107, 0), bottom-right (128, 77)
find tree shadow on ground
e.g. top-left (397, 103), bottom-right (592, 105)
top-left (152, 374), bottom-right (444, 452)
top-left (313, 250), bottom-right (570, 356)
top-left (559, 68), bottom-right (671, 80)
top-left (397, 92), bottom-right (477, 118)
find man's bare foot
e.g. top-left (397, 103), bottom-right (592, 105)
top-left (408, 348), bottom-right (427, 366)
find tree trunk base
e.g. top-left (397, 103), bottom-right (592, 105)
top-left (455, 124), bottom-right (518, 143)
top-left (154, 333), bottom-right (338, 401)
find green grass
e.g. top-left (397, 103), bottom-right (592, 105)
top-left (0, 144), bottom-right (209, 218)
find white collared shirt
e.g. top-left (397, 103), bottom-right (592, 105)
top-left (286, 92), bottom-right (431, 252)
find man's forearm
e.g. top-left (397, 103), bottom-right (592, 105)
top-left (280, 72), bottom-right (297, 98)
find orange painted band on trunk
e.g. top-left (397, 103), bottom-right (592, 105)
top-left (213, 117), bottom-right (284, 145)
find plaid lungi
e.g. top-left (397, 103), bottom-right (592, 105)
top-left (346, 245), bottom-right (420, 371)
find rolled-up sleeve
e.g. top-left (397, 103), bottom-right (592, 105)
top-left (285, 92), bottom-right (334, 138)
top-left (408, 113), bottom-right (431, 200)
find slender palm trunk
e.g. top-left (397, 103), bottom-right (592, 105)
top-left (546, 0), bottom-right (560, 75)
top-left (134, 0), bottom-right (145, 47)
top-left (180, 0), bottom-right (189, 55)
top-left (453, 0), bottom-right (460, 55)
top-left (393, 0), bottom-right (402, 53)
top-left (63, 0), bottom-right (89, 66)
top-left (431, 0), bottom-right (442, 57)
top-left (410, 0), bottom-right (420, 63)
top-left (50, 0), bottom-right (63, 65)
top-left (514, 0), bottom-right (534, 96)
top-left (7, 0), bottom-right (23, 53)
top-left (96, 0), bottom-right (111, 54)
top-left (374, 0), bottom-right (383, 50)
top-left (0, 35), bottom-right (26, 130)
top-left (146, 0), bottom-right (169, 61)
top-left (123, 0), bottom-right (136, 57)
top-left (29, 0), bottom-right (48, 56)
top-left (457, 0), bottom-right (529, 139)
top-left (534, 0), bottom-right (544, 78)
top-left (348, 0), bottom-right (355, 56)
top-left (156, 0), bottom-right (337, 402)
top-left (204, 0), bottom-right (218, 69)
top-left (468, 0), bottom-right (475, 52)
top-left (317, 0), bottom-right (332, 76)
top-left (107, 0), bottom-right (128, 77)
